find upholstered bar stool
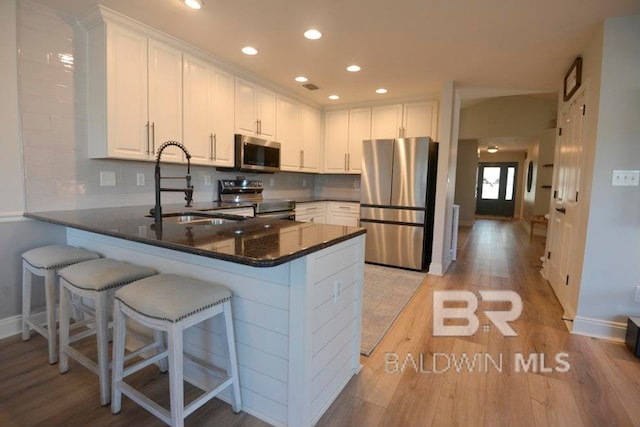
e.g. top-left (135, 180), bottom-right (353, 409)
top-left (58, 258), bottom-right (157, 405)
top-left (111, 274), bottom-right (242, 427)
top-left (22, 245), bottom-right (101, 364)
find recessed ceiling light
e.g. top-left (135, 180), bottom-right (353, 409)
top-left (328, 95), bottom-right (340, 100)
top-left (376, 88), bottom-right (388, 94)
top-left (487, 146), bottom-right (499, 153)
top-left (346, 65), bottom-right (361, 72)
top-left (295, 76), bottom-right (308, 83)
top-left (241, 46), bottom-right (258, 56)
top-left (304, 29), bottom-right (322, 40)
top-left (181, 0), bottom-right (203, 10)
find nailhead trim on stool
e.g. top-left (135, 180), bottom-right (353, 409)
top-left (111, 274), bottom-right (242, 427)
top-left (58, 258), bottom-right (156, 406)
top-left (21, 245), bottom-right (100, 364)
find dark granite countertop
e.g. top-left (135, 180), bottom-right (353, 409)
top-left (24, 205), bottom-right (365, 268)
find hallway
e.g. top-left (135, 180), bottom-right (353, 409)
top-left (318, 219), bottom-right (640, 427)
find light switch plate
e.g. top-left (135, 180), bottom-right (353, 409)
top-left (136, 173), bottom-right (145, 186)
top-left (612, 170), bottom-right (639, 186)
top-left (100, 171), bottom-right (116, 187)
top-left (204, 174), bottom-right (212, 186)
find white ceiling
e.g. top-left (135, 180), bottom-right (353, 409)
top-left (31, 0), bottom-right (640, 108)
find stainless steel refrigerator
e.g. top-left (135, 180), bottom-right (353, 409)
top-left (360, 137), bottom-right (438, 271)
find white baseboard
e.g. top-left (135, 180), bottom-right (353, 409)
top-left (571, 316), bottom-right (627, 342)
top-left (0, 308), bottom-right (56, 340)
top-left (0, 314), bottom-right (23, 339)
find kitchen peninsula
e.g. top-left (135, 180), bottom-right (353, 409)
top-left (25, 205), bottom-right (366, 427)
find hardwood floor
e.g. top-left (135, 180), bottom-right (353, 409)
top-left (1, 219), bottom-right (638, 426)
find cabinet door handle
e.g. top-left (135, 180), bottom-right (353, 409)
top-left (556, 207), bottom-right (566, 214)
top-left (300, 150), bottom-right (304, 168)
top-left (344, 153), bottom-right (347, 171)
top-left (213, 133), bottom-right (217, 160)
top-left (146, 121), bottom-right (150, 155)
top-left (209, 134), bottom-right (214, 160)
top-left (347, 153), bottom-right (351, 170)
top-left (151, 122), bottom-right (155, 155)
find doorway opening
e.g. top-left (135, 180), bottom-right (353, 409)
top-left (476, 162), bottom-right (518, 217)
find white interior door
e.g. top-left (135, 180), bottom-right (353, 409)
top-left (546, 91), bottom-right (585, 319)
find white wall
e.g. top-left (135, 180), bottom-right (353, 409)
top-left (454, 139), bottom-right (478, 226)
top-left (430, 81), bottom-right (459, 275)
top-left (459, 94), bottom-right (557, 140)
top-left (0, 0), bottom-right (24, 214)
top-left (0, 0), bottom-right (67, 328)
top-left (576, 14), bottom-right (640, 330)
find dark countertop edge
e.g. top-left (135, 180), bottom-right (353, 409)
top-left (24, 212), bottom-right (366, 268)
top-left (294, 198), bottom-right (360, 204)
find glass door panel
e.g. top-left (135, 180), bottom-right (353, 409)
top-left (476, 163), bottom-right (518, 217)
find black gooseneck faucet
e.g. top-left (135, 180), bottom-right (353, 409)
top-left (152, 141), bottom-right (194, 223)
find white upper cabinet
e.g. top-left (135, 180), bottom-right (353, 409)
top-left (183, 54), bottom-right (234, 167)
top-left (210, 68), bottom-right (235, 166)
top-left (235, 78), bottom-right (276, 139)
top-left (148, 39), bottom-right (183, 163)
top-left (88, 23), bottom-right (149, 160)
top-left (402, 101), bottom-right (439, 139)
top-left (323, 108), bottom-right (369, 174)
top-left (371, 101), bottom-right (439, 139)
top-left (300, 106), bottom-right (321, 172)
top-left (87, 20), bottom-right (183, 162)
top-left (347, 108), bottom-right (370, 174)
top-left (277, 96), bottom-right (302, 171)
top-left (370, 104), bottom-right (403, 140)
top-left (323, 110), bottom-right (350, 173)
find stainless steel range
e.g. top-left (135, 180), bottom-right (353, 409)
top-left (218, 177), bottom-right (296, 220)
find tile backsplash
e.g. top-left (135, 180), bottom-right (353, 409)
top-left (17, 0), bottom-right (359, 212)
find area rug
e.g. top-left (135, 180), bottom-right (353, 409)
top-left (360, 264), bottom-right (427, 356)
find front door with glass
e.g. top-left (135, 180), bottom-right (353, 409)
top-left (476, 162), bottom-right (518, 217)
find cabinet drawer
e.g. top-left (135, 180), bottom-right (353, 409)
top-left (328, 202), bottom-right (359, 214)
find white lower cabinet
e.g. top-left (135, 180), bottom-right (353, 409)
top-left (295, 202), bottom-right (327, 224)
top-left (297, 201), bottom-right (360, 226)
top-left (327, 202), bottom-right (360, 226)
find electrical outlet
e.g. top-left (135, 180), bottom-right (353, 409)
top-left (99, 171), bottom-right (116, 187)
top-left (302, 178), bottom-right (307, 187)
top-left (136, 173), bottom-right (145, 186)
top-left (353, 179), bottom-right (360, 189)
top-left (635, 286), bottom-right (640, 303)
top-left (612, 170), bottom-right (640, 186)
top-left (204, 174), bottom-right (212, 186)
top-left (269, 178), bottom-right (275, 187)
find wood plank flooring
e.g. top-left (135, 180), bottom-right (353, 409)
top-left (1, 219), bottom-right (639, 426)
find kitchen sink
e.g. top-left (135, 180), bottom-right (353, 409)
top-left (149, 211), bottom-right (247, 225)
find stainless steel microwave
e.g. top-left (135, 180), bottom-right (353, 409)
top-left (227, 134), bottom-right (281, 173)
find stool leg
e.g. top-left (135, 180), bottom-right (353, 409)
top-left (44, 269), bottom-right (58, 364)
top-left (111, 299), bottom-right (125, 414)
top-left (58, 281), bottom-right (71, 373)
top-left (96, 292), bottom-right (110, 406)
top-left (223, 301), bottom-right (242, 413)
top-left (167, 323), bottom-right (185, 427)
top-left (21, 261), bottom-right (32, 341)
top-left (153, 330), bottom-right (168, 373)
